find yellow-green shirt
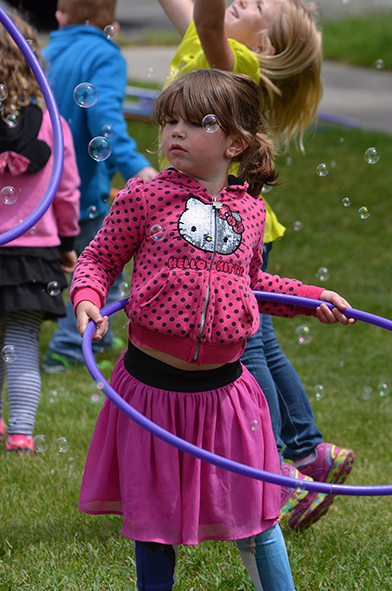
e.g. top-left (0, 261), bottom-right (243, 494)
top-left (166, 22), bottom-right (285, 244)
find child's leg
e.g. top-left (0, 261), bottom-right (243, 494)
top-left (236, 523), bottom-right (296, 591)
top-left (5, 310), bottom-right (42, 435)
top-left (0, 316), bottom-right (5, 424)
top-left (135, 541), bottom-right (179, 591)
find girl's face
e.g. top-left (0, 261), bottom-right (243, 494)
top-left (161, 103), bottom-right (234, 182)
top-left (225, 0), bottom-right (283, 49)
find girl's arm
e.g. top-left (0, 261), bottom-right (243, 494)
top-left (157, 0), bottom-right (194, 36)
top-left (194, 0), bottom-right (235, 71)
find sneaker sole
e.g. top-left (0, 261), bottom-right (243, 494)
top-left (289, 450), bottom-right (355, 532)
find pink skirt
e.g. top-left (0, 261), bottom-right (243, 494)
top-left (79, 351), bottom-right (280, 545)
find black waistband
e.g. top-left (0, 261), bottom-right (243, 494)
top-left (123, 341), bottom-right (242, 392)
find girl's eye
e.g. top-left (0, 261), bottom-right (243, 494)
top-left (191, 122), bottom-right (202, 127)
top-left (167, 119), bottom-right (178, 125)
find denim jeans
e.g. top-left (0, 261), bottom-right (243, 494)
top-left (241, 243), bottom-right (323, 461)
top-left (48, 213), bottom-right (125, 364)
top-left (236, 524), bottom-right (296, 591)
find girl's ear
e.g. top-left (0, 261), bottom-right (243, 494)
top-left (253, 31), bottom-right (276, 56)
top-left (55, 10), bottom-right (68, 28)
top-left (225, 136), bottom-right (248, 159)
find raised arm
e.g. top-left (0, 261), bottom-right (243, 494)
top-left (157, 0), bottom-right (194, 36)
top-left (194, 0), bottom-right (235, 71)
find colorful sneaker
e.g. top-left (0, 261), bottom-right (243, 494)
top-left (0, 417), bottom-right (6, 442)
top-left (42, 350), bottom-right (82, 374)
top-left (278, 463), bottom-right (313, 522)
top-left (289, 443), bottom-right (355, 532)
top-left (6, 434), bottom-right (34, 455)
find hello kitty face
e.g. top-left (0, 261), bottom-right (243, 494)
top-left (178, 197), bottom-right (243, 255)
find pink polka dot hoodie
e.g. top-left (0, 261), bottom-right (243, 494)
top-left (70, 169), bottom-right (323, 365)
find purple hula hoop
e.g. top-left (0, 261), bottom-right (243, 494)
top-left (82, 292), bottom-right (392, 497)
top-left (0, 7), bottom-right (64, 246)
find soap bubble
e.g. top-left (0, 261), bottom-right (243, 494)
top-left (364, 147), bottom-right (380, 164)
top-left (149, 224), bottom-right (167, 241)
top-left (67, 457), bottom-right (76, 468)
top-left (103, 24), bottom-right (117, 39)
top-left (375, 59), bottom-right (385, 69)
top-left (57, 437), bottom-right (70, 453)
top-left (342, 197), bottom-right (351, 207)
top-left (378, 383), bottom-right (389, 397)
top-left (1, 344), bottom-right (18, 362)
top-left (101, 123), bottom-right (113, 137)
top-left (261, 185), bottom-right (273, 194)
top-left (361, 386), bottom-right (373, 401)
top-left (330, 160), bottom-right (337, 168)
top-left (314, 384), bottom-right (325, 401)
top-left (202, 114), bottom-right (220, 133)
top-left (34, 434), bottom-right (49, 453)
top-left (293, 220), bottom-right (303, 231)
top-left (86, 205), bottom-right (99, 219)
top-left (286, 157), bottom-right (293, 166)
top-left (118, 281), bottom-right (130, 297)
top-left (0, 185), bottom-right (17, 204)
top-left (26, 39), bottom-right (35, 51)
top-left (316, 163), bottom-right (329, 177)
top-left (5, 113), bottom-right (19, 128)
top-left (49, 390), bottom-right (59, 404)
top-left (315, 267), bottom-right (330, 281)
top-left (295, 324), bottom-right (312, 345)
top-left (250, 420), bottom-right (260, 432)
top-left (358, 206), bottom-right (370, 220)
top-left (0, 84), bottom-right (8, 101)
top-left (146, 67), bottom-right (155, 79)
top-left (88, 137), bottom-right (112, 162)
top-left (73, 83), bottom-right (98, 108)
top-left (46, 281), bottom-right (61, 296)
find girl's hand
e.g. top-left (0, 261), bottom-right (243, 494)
top-left (75, 301), bottom-right (109, 339)
top-left (60, 249), bottom-right (78, 273)
top-left (315, 290), bottom-right (356, 325)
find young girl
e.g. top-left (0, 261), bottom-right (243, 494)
top-left (71, 69), bottom-right (354, 591)
top-left (157, 0), bottom-right (355, 533)
top-left (0, 13), bottom-right (80, 454)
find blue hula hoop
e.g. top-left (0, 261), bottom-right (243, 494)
top-left (0, 7), bottom-right (64, 246)
top-left (82, 292), bottom-right (392, 497)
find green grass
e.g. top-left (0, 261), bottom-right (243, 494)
top-left (321, 10), bottom-right (392, 69)
top-left (2, 120), bottom-right (392, 589)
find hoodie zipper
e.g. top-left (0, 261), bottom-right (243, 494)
top-left (193, 195), bottom-right (221, 362)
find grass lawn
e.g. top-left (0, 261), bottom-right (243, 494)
top-left (1, 115), bottom-right (392, 589)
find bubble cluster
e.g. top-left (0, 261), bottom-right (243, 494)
top-left (1, 344), bottom-right (18, 363)
top-left (34, 434), bottom-right (49, 453)
top-left (202, 114), bottom-right (220, 133)
top-left (342, 197), bottom-right (351, 207)
top-left (364, 147), bottom-right (380, 164)
top-left (316, 163), bottom-right (329, 177)
top-left (46, 281), bottom-right (61, 296)
top-left (0, 186), bottom-right (17, 205)
top-left (358, 206), bottom-right (370, 220)
top-left (295, 324), bottom-right (312, 345)
top-left (88, 137), bottom-right (112, 162)
top-left (293, 220), bottom-right (303, 232)
top-left (315, 267), bottom-right (330, 282)
top-left (149, 224), bottom-right (167, 241)
top-left (73, 83), bottom-right (98, 108)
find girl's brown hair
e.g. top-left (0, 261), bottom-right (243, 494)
top-left (0, 13), bottom-right (45, 121)
top-left (256, 0), bottom-right (323, 151)
top-left (57, 0), bottom-right (116, 31)
top-left (154, 69), bottom-right (278, 197)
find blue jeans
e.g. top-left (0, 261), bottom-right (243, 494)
top-left (48, 213), bottom-right (124, 364)
top-left (236, 524), bottom-right (296, 591)
top-left (241, 244), bottom-right (323, 461)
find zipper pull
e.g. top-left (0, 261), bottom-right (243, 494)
top-left (212, 195), bottom-right (222, 209)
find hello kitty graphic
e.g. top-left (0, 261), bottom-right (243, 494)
top-left (178, 197), bottom-right (244, 255)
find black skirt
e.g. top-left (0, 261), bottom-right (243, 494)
top-left (0, 246), bottom-right (69, 320)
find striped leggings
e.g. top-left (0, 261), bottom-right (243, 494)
top-left (0, 310), bottom-right (43, 436)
